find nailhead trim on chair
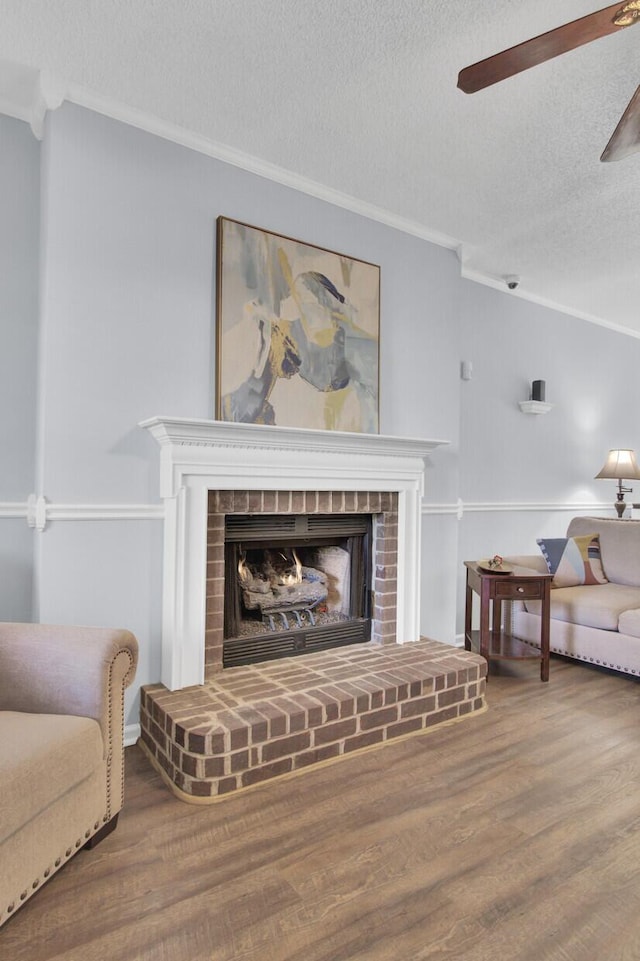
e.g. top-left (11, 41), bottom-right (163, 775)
top-left (106, 657), bottom-right (114, 820)
top-left (2, 645), bottom-right (136, 927)
top-left (3, 816), bottom-right (109, 925)
top-left (105, 648), bottom-right (135, 821)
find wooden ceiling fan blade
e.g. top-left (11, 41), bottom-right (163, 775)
top-left (458, 3), bottom-right (633, 94)
top-left (601, 84), bottom-right (640, 161)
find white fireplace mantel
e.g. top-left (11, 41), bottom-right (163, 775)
top-left (141, 417), bottom-right (449, 690)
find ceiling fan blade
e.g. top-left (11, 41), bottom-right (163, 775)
top-left (601, 84), bottom-right (640, 160)
top-left (458, 3), bottom-right (634, 94)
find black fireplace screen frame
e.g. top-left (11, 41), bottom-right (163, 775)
top-left (223, 513), bottom-right (372, 667)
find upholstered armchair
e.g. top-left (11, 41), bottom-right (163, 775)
top-left (0, 623), bottom-right (138, 926)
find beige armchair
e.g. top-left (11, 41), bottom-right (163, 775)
top-left (0, 623), bottom-right (138, 926)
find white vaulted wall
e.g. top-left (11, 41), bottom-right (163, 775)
top-left (3, 102), bottom-right (640, 729)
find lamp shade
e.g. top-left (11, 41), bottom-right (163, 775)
top-left (595, 449), bottom-right (640, 480)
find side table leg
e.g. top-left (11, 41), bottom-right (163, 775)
top-left (464, 574), bottom-right (472, 651)
top-left (479, 581), bottom-right (491, 666)
top-left (492, 597), bottom-right (502, 635)
top-left (540, 580), bottom-right (551, 682)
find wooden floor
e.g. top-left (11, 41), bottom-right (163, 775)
top-left (3, 656), bottom-right (640, 961)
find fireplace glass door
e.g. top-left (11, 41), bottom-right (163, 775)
top-left (223, 514), bottom-right (372, 666)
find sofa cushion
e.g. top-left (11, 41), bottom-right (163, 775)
top-left (617, 608), bottom-right (640, 638)
top-left (0, 712), bottom-right (104, 844)
top-left (567, 516), bottom-right (640, 587)
top-left (525, 583), bottom-right (640, 631)
top-left (537, 534), bottom-right (607, 588)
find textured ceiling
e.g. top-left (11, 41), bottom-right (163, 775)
top-left (2, 0), bottom-right (640, 335)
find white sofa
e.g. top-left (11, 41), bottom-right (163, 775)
top-left (507, 516), bottom-right (640, 677)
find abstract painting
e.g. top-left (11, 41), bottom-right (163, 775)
top-left (216, 217), bottom-right (380, 433)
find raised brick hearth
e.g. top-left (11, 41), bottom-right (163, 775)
top-left (139, 638), bottom-right (486, 801)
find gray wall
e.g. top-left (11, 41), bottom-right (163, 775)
top-left (4, 101), bottom-right (639, 726)
top-left (457, 279), bottom-right (640, 632)
top-left (29, 104), bottom-right (463, 724)
top-left (0, 115), bottom-right (39, 620)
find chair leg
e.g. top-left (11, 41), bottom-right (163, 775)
top-left (84, 814), bottom-right (119, 849)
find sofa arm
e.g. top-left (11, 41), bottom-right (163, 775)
top-left (0, 623), bottom-right (138, 817)
top-left (0, 623), bottom-right (137, 722)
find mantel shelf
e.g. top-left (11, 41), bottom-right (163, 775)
top-left (139, 416), bottom-right (449, 459)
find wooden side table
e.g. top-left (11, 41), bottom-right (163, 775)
top-left (464, 561), bottom-right (552, 681)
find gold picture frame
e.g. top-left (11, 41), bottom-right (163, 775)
top-left (216, 217), bottom-right (380, 433)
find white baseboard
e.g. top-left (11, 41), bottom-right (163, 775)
top-left (125, 723), bottom-right (141, 747)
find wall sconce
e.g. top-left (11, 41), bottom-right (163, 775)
top-left (595, 449), bottom-right (640, 518)
top-left (519, 380), bottom-right (552, 414)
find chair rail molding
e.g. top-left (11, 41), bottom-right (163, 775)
top-left (0, 502), bottom-right (29, 520)
top-left (460, 501), bottom-right (613, 514)
top-left (420, 500), bottom-right (614, 517)
top-left (0, 498), bottom-right (616, 529)
top-left (3, 495), bottom-right (166, 532)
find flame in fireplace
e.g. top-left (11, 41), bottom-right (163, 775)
top-left (238, 548), bottom-right (303, 588)
top-left (280, 549), bottom-right (302, 586)
top-left (238, 553), bottom-right (252, 585)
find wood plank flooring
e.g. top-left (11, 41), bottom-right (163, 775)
top-left (3, 656), bottom-right (640, 961)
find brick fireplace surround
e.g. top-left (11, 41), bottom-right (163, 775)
top-left (138, 418), bottom-right (487, 800)
top-left (205, 488), bottom-right (400, 673)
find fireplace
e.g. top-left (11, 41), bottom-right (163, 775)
top-left (138, 419), bottom-right (488, 801)
top-left (206, 488), bottom-right (398, 678)
top-left (140, 417), bottom-right (449, 690)
top-left (223, 512), bottom-right (372, 666)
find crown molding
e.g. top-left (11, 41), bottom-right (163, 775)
top-left (460, 263), bottom-right (640, 342)
top-left (0, 60), bottom-right (65, 139)
top-left (66, 84), bottom-right (640, 342)
top-left (63, 83), bottom-right (459, 251)
top-left (2, 66), bottom-right (637, 340)
top-left (1, 55), bottom-right (638, 342)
